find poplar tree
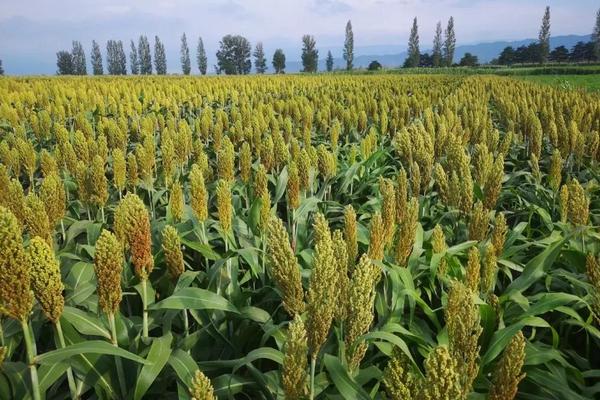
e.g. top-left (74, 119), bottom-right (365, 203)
top-left (444, 16), bottom-right (456, 66)
top-left (71, 41), bottom-right (87, 75)
top-left (326, 51), bottom-right (334, 72)
top-left (197, 37), bottom-right (208, 75)
top-left (138, 35), bottom-right (152, 75)
top-left (154, 36), bottom-right (167, 75)
top-left (432, 22), bottom-right (443, 67)
top-left (0, 59), bottom-right (4, 75)
top-left (181, 33), bottom-right (191, 75)
top-left (272, 49), bottom-right (286, 74)
top-left (406, 17), bottom-right (420, 68)
top-left (253, 42), bottom-right (267, 74)
top-left (301, 35), bottom-right (318, 73)
top-left (56, 51), bottom-right (73, 75)
top-left (343, 20), bottom-right (354, 70)
top-left (593, 8), bottom-right (600, 61)
top-left (91, 40), bottom-right (103, 75)
top-left (130, 40), bottom-right (139, 75)
top-left (539, 6), bottom-right (551, 64)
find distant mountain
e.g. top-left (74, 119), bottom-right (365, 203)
top-left (285, 34), bottom-right (593, 72)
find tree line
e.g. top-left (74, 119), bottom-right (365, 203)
top-left (53, 6), bottom-right (600, 75)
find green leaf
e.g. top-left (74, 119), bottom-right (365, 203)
top-left (362, 331), bottom-right (415, 363)
top-left (181, 238), bottom-right (219, 260)
top-left (168, 349), bottom-right (198, 386)
top-left (61, 306), bottom-right (111, 339)
top-left (134, 334), bottom-right (173, 400)
top-left (36, 340), bottom-right (151, 365)
top-left (149, 287), bottom-right (239, 313)
top-left (323, 354), bottom-right (370, 400)
top-left (38, 361), bottom-right (70, 393)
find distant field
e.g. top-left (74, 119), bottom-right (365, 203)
top-left (515, 74), bottom-right (600, 92)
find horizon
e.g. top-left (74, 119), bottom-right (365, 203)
top-left (0, 0), bottom-right (598, 75)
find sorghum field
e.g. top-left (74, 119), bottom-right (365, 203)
top-left (0, 75), bottom-right (599, 400)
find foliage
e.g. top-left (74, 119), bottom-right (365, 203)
top-left (216, 35), bottom-right (252, 75)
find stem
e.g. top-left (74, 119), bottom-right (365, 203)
top-left (100, 206), bottom-right (105, 223)
top-left (310, 356), bottom-right (316, 400)
top-left (182, 310), bottom-right (189, 338)
top-left (141, 279), bottom-right (149, 338)
top-left (108, 313), bottom-right (127, 399)
top-left (60, 219), bottom-right (66, 243)
top-left (21, 320), bottom-right (41, 400)
top-left (56, 320), bottom-right (78, 400)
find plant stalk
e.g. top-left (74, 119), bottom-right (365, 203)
top-left (56, 319), bottom-right (78, 399)
top-left (21, 319), bottom-right (41, 400)
top-left (108, 313), bottom-right (127, 399)
top-left (141, 278), bottom-right (149, 338)
top-left (310, 356), bottom-right (316, 400)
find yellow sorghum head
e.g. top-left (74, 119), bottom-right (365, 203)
top-left (445, 280), bottom-right (482, 397)
top-left (465, 247), bottom-right (481, 292)
top-left (253, 164), bottom-right (268, 200)
top-left (559, 184), bottom-right (569, 223)
top-left (468, 201), bottom-right (489, 242)
top-left (114, 194), bottom-right (153, 280)
top-left (586, 254), bottom-right (600, 324)
top-left (380, 177), bottom-right (396, 245)
top-left (239, 141), bottom-right (252, 183)
top-left (25, 193), bottom-right (53, 246)
top-left (567, 179), bottom-right (589, 225)
top-left (344, 205), bottom-right (358, 271)
top-left (261, 135), bottom-right (274, 171)
top-left (0, 207), bottom-right (33, 321)
top-left (332, 230), bottom-right (349, 322)
top-left (306, 213), bottom-right (337, 358)
top-left (530, 153), bottom-right (540, 183)
top-left (485, 154), bottom-right (504, 209)
top-left (112, 148), bottom-right (127, 193)
top-left (40, 149), bottom-right (59, 177)
top-left (481, 243), bottom-right (498, 295)
top-left (410, 161), bottom-right (421, 197)
top-left (287, 161), bottom-right (300, 210)
top-left (383, 347), bottom-right (418, 400)
top-left (459, 157), bottom-right (474, 214)
top-left (94, 230), bottom-right (123, 314)
top-left (266, 217), bottom-right (305, 316)
top-left (489, 331), bottom-right (526, 400)
top-left (492, 213), bottom-right (508, 257)
top-left (282, 315), bottom-right (309, 399)
top-left (89, 155), bottom-right (108, 208)
top-left (189, 370), bottom-right (215, 400)
top-left (420, 346), bottom-right (462, 400)
top-left (434, 163), bottom-right (449, 204)
top-left (432, 224), bottom-right (448, 277)
top-left (217, 136), bottom-right (235, 182)
top-left (395, 197), bottom-right (419, 266)
top-left (216, 179), bottom-right (233, 233)
top-left (162, 225), bottom-right (184, 280)
top-left (549, 149), bottom-right (563, 192)
top-left (169, 181), bottom-right (184, 223)
top-left (40, 173), bottom-right (66, 228)
top-left (8, 179), bottom-right (26, 225)
top-left (127, 152), bottom-right (139, 190)
top-left (367, 212), bottom-right (385, 261)
top-left (190, 164), bottom-right (208, 222)
top-left (27, 236), bottom-right (64, 323)
top-left (345, 254), bottom-right (381, 371)
top-left (297, 149), bottom-right (311, 192)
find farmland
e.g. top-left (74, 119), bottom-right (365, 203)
top-left (0, 74), bottom-right (599, 399)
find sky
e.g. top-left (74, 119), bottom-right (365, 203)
top-left (0, 0), bottom-right (597, 74)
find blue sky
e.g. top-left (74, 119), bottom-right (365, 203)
top-left (0, 0), bottom-right (597, 74)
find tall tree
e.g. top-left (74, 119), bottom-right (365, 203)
top-left (592, 8), bottom-right (600, 60)
top-left (343, 20), bottom-right (354, 70)
top-left (154, 36), bottom-right (167, 75)
top-left (301, 35), bottom-right (318, 73)
top-left (71, 41), bottom-right (87, 75)
top-left (197, 37), bottom-right (208, 75)
top-left (272, 49), bottom-right (286, 74)
top-left (91, 40), bottom-right (103, 75)
top-left (56, 51), bottom-right (74, 75)
top-left (432, 22), bottom-right (443, 67)
top-left (130, 40), bottom-right (139, 75)
top-left (180, 33), bottom-right (191, 75)
top-left (117, 41), bottom-right (127, 74)
top-left (215, 35), bottom-right (252, 75)
top-left (138, 35), bottom-right (152, 75)
top-left (326, 51), bottom-right (334, 72)
top-left (253, 42), bottom-right (267, 74)
top-left (539, 6), bottom-right (551, 63)
top-left (106, 40), bottom-right (126, 75)
top-left (0, 59), bottom-right (4, 75)
top-left (444, 16), bottom-right (456, 66)
top-left (406, 17), bottom-right (420, 68)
